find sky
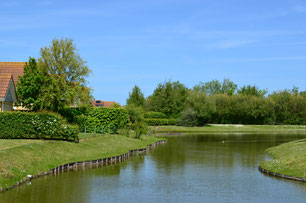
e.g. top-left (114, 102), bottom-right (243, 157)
top-left (0, 0), bottom-right (305, 104)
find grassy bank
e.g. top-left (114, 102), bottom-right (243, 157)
top-left (152, 124), bottom-right (306, 133)
top-left (0, 134), bottom-right (163, 190)
top-left (260, 139), bottom-right (306, 179)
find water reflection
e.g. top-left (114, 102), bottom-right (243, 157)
top-left (0, 133), bottom-right (305, 203)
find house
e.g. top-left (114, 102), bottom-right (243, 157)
top-left (0, 62), bottom-right (25, 111)
top-left (0, 75), bottom-right (17, 112)
top-left (0, 62), bottom-right (25, 84)
top-left (91, 100), bottom-right (116, 108)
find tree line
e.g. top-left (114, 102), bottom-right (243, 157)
top-left (127, 79), bottom-right (306, 126)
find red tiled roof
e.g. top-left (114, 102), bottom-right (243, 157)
top-left (0, 74), bottom-right (13, 98)
top-left (0, 62), bottom-right (25, 84)
top-left (91, 100), bottom-right (116, 107)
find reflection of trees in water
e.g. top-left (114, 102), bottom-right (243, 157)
top-left (150, 134), bottom-right (306, 173)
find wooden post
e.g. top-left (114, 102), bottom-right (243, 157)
top-left (94, 126), bottom-right (96, 137)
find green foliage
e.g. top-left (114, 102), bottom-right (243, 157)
top-left (0, 112), bottom-right (79, 142)
top-left (60, 107), bottom-right (130, 134)
top-left (238, 85), bottom-right (267, 97)
top-left (185, 91), bottom-right (216, 125)
top-left (144, 118), bottom-right (177, 126)
top-left (269, 90), bottom-right (306, 124)
top-left (221, 78), bottom-right (237, 95)
top-left (211, 94), bottom-right (276, 124)
top-left (177, 108), bottom-right (197, 126)
top-left (193, 80), bottom-right (222, 95)
top-left (146, 81), bottom-right (189, 118)
top-left (126, 85), bottom-right (145, 107)
top-left (126, 105), bottom-right (149, 138)
top-left (37, 38), bottom-right (92, 111)
top-left (193, 79), bottom-right (237, 95)
top-left (16, 57), bottom-right (45, 111)
top-left (144, 111), bottom-right (167, 119)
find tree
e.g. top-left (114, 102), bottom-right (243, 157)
top-left (38, 38), bottom-right (92, 111)
top-left (17, 57), bottom-right (45, 111)
top-left (193, 80), bottom-right (222, 95)
top-left (185, 90), bottom-right (216, 125)
top-left (237, 85), bottom-right (268, 97)
top-left (221, 78), bottom-right (237, 95)
top-left (126, 85), bottom-right (145, 107)
top-left (146, 81), bottom-right (189, 118)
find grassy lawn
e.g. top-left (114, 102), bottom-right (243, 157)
top-left (260, 139), bottom-right (306, 179)
top-left (152, 124), bottom-right (306, 133)
top-left (0, 134), bottom-right (163, 190)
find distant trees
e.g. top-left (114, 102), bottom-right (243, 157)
top-left (237, 85), bottom-right (267, 97)
top-left (193, 79), bottom-right (237, 95)
top-left (134, 79), bottom-right (306, 126)
top-left (17, 38), bottom-right (92, 112)
top-left (126, 85), bottom-right (145, 107)
top-left (146, 81), bottom-right (189, 118)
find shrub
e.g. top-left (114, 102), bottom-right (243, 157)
top-left (60, 107), bottom-right (130, 134)
top-left (0, 112), bottom-right (79, 142)
top-left (144, 111), bottom-right (167, 119)
top-left (126, 105), bottom-right (148, 138)
top-left (144, 118), bottom-right (177, 126)
top-left (177, 108), bottom-right (197, 126)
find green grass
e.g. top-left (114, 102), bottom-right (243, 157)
top-left (152, 124), bottom-right (306, 133)
top-left (260, 139), bottom-right (306, 179)
top-left (0, 134), bottom-right (163, 190)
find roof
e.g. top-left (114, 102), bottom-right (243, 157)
top-left (0, 62), bottom-right (25, 84)
top-left (91, 100), bottom-right (116, 108)
top-left (0, 74), bottom-right (13, 98)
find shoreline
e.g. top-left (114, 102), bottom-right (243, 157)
top-left (0, 139), bottom-right (167, 193)
top-left (258, 166), bottom-right (306, 182)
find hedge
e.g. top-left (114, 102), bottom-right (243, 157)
top-left (0, 112), bottom-right (79, 142)
top-left (144, 111), bottom-right (167, 119)
top-left (60, 107), bottom-right (130, 134)
top-left (144, 118), bottom-right (177, 126)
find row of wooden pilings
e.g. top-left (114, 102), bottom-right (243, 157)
top-left (258, 166), bottom-right (306, 182)
top-left (0, 139), bottom-right (167, 193)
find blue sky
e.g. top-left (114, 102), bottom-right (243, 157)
top-left (0, 0), bottom-right (305, 104)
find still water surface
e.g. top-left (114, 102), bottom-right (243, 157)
top-left (1, 133), bottom-right (306, 203)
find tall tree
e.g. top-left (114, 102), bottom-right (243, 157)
top-left (17, 57), bottom-right (45, 111)
top-left (237, 85), bottom-right (268, 97)
top-left (126, 85), bottom-right (145, 107)
top-left (147, 81), bottom-right (189, 118)
top-left (221, 78), bottom-right (237, 95)
top-left (38, 38), bottom-right (92, 111)
top-left (193, 80), bottom-right (222, 95)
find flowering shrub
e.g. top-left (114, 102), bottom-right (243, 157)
top-left (0, 112), bottom-right (79, 142)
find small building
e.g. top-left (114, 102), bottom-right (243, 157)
top-left (91, 100), bottom-right (116, 108)
top-left (0, 75), bottom-right (17, 112)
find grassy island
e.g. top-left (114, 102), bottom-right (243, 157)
top-left (0, 134), bottom-right (163, 191)
top-left (260, 139), bottom-right (306, 179)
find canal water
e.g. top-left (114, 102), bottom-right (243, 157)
top-left (0, 133), bottom-right (305, 203)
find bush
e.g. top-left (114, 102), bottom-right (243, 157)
top-left (177, 108), bottom-right (197, 126)
top-left (60, 107), bottom-right (130, 134)
top-left (0, 112), bottom-right (79, 142)
top-left (144, 111), bottom-right (167, 119)
top-left (144, 118), bottom-right (177, 126)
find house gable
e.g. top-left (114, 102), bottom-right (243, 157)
top-left (0, 75), bottom-right (17, 103)
top-left (5, 77), bottom-right (17, 102)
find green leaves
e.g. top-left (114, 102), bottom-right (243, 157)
top-left (60, 107), bottom-right (130, 134)
top-left (0, 112), bottom-right (79, 141)
top-left (127, 85), bottom-right (145, 107)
